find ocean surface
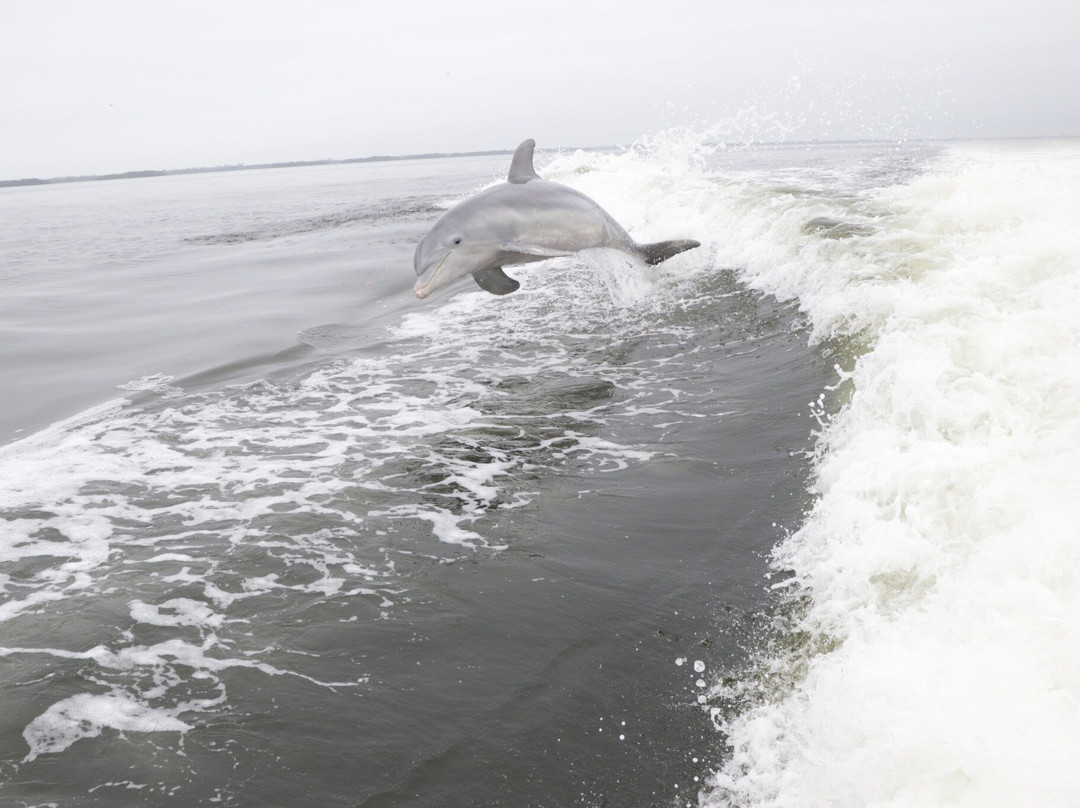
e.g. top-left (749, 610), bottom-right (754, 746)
top-left (0, 134), bottom-right (1077, 807)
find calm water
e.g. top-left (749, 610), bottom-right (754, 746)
top-left (5, 137), bottom-right (1076, 808)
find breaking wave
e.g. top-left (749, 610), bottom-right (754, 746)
top-left (682, 140), bottom-right (1080, 807)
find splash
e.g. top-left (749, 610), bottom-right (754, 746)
top-left (699, 141), bottom-right (1080, 807)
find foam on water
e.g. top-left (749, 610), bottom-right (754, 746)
top-left (23, 693), bottom-right (192, 762)
top-left (663, 141), bottom-right (1080, 807)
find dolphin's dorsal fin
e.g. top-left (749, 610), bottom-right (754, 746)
top-left (508, 139), bottom-right (540, 184)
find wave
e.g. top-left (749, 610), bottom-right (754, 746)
top-left (665, 140), bottom-right (1080, 807)
top-left (540, 130), bottom-right (1080, 806)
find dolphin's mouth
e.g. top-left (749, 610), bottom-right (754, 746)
top-left (413, 253), bottom-right (449, 299)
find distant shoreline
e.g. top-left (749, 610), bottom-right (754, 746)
top-left (0, 149), bottom-right (530, 189)
top-left (5, 135), bottom-right (1072, 189)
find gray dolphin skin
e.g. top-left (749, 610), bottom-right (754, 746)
top-left (413, 140), bottom-right (700, 298)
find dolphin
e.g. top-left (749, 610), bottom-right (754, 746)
top-left (413, 139), bottom-right (700, 298)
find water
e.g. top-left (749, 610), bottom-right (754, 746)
top-left (704, 139), bottom-right (1080, 808)
top-left (2, 135), bottom-right (1077, 807)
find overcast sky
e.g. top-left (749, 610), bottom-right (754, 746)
top-left (2, 0), bottom-right (1077, 178)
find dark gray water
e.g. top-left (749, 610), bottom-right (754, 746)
top-left (0, 145), bottom-right (854, 806)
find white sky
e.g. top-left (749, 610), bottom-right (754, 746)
top-left (2, 0), bottom-right (1077, 178)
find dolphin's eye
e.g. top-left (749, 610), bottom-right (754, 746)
top-left (452, 237), bottom-right (462, 245)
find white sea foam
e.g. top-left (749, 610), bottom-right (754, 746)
top-left (114, 373), bottom-right (184, 398)
top-left (22, 692), bottom-right (192, 762)
top-left (682, 142), bottom-right (1080, 807)
top-left (128, 598), bottom-right (225, 629)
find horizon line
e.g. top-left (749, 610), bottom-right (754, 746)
top-left (2, 133), bottom-right (1075, 188)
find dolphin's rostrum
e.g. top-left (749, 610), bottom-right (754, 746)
top-left (413, 140), bottom-right (700, 298)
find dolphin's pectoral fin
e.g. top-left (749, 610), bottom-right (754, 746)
top-left (499, 242), bottom-right (574, 259)
top-left (508, 139), bottom-right (540, 184)
top-left (474, 266), bottom-right (520, 295)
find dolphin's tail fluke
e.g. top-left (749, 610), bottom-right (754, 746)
top-left (636, 239), bottom-right (701, 265)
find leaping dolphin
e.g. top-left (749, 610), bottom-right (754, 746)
top-left (413, 140), bottom-right (700, 298)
